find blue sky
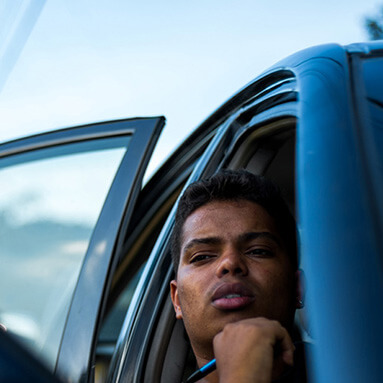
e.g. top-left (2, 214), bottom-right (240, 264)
top-left (0, 0), bottom-right (381, 174)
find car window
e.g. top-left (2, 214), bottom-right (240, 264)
top-left (0, 137), bottom-right (129, 369)
top-left (359, 56), bottom-right (383, 234)
top-left (98, 265), bottom-right (144, 344)
top-left (140, 120), bottom-right (299, 383)
top-left (362, 56), bottom-right (383, 168)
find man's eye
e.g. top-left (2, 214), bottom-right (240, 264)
top-left (246, 248), bottom-right (273, 257)
top-left (190, 254), bottom-right (213, 263)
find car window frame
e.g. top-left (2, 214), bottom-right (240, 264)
top-left (109, 69), bottom-right (299, 383)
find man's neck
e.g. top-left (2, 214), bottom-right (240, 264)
top-left (195, 355), bottom-right (218, 383)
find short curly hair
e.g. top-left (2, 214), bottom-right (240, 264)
top-left (170, 169), bottom-right (297, 273)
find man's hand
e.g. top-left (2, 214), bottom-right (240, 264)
top-left (213, 317), bottom-right (295, 383)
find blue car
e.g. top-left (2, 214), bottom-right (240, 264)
top-left (0, 41), bottom-right (382, 383)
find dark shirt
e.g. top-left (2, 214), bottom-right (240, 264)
top-left (273, 341), bottom-right (309, 383)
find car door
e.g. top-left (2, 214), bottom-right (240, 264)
top-left (0, 117), bottom-right (164, 383)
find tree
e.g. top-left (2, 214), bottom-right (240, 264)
top-left (365, 6), bottom-right (383, 40)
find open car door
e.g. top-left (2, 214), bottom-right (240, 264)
top-left (0, 117), bottom-right (164, 383)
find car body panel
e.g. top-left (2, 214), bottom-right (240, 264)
top-left (297, 46), bottom-right (383, 382)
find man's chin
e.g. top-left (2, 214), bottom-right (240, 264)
top-left (213, 309), bottom-right (259, 329)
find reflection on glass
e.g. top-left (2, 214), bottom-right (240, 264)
top-left (0, 138), bottom-right (129, 369)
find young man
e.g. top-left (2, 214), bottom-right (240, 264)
top-left (170, 170), bottom-right (306, 383)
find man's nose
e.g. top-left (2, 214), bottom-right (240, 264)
top-left (216, 247), bottom-right (248, 277)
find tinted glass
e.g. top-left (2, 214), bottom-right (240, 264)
top-left (363, 57), bottom-right (383, 151)
top-left (362, 57), bottom-right (383, 106)
top-left (361, 57), bottom-right (383, 196)
top-left (0, 137), bottom-right (130, 369)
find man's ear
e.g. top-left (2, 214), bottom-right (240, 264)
top-left (170, 279), bottom-right (183, 319)
top-left (295, 269), bottom-right (305, 309)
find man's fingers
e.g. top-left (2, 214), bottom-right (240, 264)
top-left (212, 318), bottom-right (295, 383)
top-left (270, 321), bottom-right (295, 366)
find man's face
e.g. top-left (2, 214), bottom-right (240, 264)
top-left (170, 199), bottom-right (296, 359)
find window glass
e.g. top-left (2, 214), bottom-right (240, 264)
top-left (361, 57), bottom-right (383, 185)
top-left (98, 265), bottom-right (144, 344)
top-left (362, 57), bottom-right (383, 107)
top-left (0, 137), bottom-right (130, 369)
top-left (362, 57), bottom-right (383, 145)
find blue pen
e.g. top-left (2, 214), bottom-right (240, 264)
top-left (185, 359), bottom-right (216, 383)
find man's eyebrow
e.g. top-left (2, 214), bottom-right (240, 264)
top-left (182, 237), bottom-right (222, 254)
top-left (182, 232), bottom-right (281, 254)
top-left (239, 231), bottom-right (282, 246)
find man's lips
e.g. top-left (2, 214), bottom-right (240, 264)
top-left (211, 283), bottom-right (255, 310)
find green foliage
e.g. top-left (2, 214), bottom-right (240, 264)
top-left (365, 6), bottom-right (383, 40)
